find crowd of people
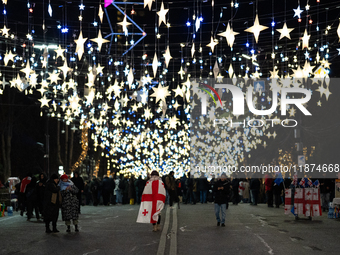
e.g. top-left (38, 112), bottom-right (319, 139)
top-left (3, 169), bottom-right (336, 232)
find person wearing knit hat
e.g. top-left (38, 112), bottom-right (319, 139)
top-left (59, 174), bottom-right (80, 232)
top-left (137, 170), bottom-right (166, 232)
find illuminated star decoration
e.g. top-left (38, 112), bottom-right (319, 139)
top-left (54, 45), bottom-right (65, 59)
top-left (90, 29), bottom-right (109, 52)
top-left (163, 46), bottom-right (172, 68)
top-left (206, 37), bottom-right (218, 53)
top-left (74, 31), bottom-right (88, 60)
top-left (58, 60), bottom-right (73, 79)
top-left (144, 0), bottom-right (155, 11)
top-left (301, 29), bottom-right (310, 49)
top-left (4, 50), bottom-right (16, 66)
top-left (152, 52), bottom-right (158, 78)
top-left (98, 4), bottom-right (104, 23)
top-left (157, 2), bottom-right (168, 26)
top-left (117, 15), bottom-right (132, 36)
top-left (276, 22), bottom-right (294, 40)
top-left (293, 5), bottom-right (303, 19)
top-left (0, 25), bottom-right (10, 37)
top-left (38, 95), bottom-right (51, 108)
top-left (218, 22), bottom-right (239, 48)
top-left (337, 21), bottom-right (340, 42)
top-left (20, 61), bottom-right (33, 78)
top-left (244, 14), bottom-right (268, 43)
top-left (150, 83), bottom-right (170, 103)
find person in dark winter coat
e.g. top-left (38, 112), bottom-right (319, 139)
top-left (90, 177), bottom-right (100, 206)
top-left (44, 174), bottom-right (61, 233)
top-left (128, 176), bottom-right (136, 204)
top-left (101, 175), bottom-right (114, 205)
top-left (135, 176), bottom-right (146, 204)
top-left (60, 174), bottom-right (80, 232)
top-left (250, 177), bottom-right (261, 205)
top-left (213, 173), bottom-right (231, 227)
top-left (71, 171), bottom-right (84, 213)
top-left (231, 177), bottom-right (240, 205)
top-left (36, 173), bottom-right (47, 219)
top-left (197, 172), bottom-right (209, 203)
top-left (25, 174), bottom-right (38, 221)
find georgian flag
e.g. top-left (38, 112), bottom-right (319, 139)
top-left (137, 178), bottom-right (166, 224)
top-left (292, 173), bottom-right (298, 186)
top-left (299, 178), bottom-right (306, 188)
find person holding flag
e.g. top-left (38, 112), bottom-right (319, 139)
top-left (137, 170), bottom-right (166, 232)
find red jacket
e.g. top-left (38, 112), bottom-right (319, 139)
top-left (20, 177), bottom-right (32, 193)
top-left (264, 175), bottom-right (273, 192)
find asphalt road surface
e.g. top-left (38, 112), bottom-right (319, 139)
top-left (0, 203), bottom-right (339, 255)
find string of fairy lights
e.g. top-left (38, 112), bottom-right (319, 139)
top-left (0, 1), bottom-right (338, 177)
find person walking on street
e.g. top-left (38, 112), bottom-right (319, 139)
top-left (265, 174), bottom-right (274, 207)
top-left (250, 177), bottom-right (260, 205)
top-left (165, 171), bottom-right (176, 207)
top-left (213, 173), bottom-right (230, 227)
top-left (197, 172), bottom-right (209, 203)
top-left (59, 174), bottom-right (80, 232)
top-left (71, 171), bottom-right (84, 213)
top-left (43, 173), bottom-right (61, 233)
top-left (136, 171), bottom-right (166, 232)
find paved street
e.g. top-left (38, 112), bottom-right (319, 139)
top-left (0, 203), bottom-right (339, 255)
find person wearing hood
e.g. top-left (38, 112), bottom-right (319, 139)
top-left (136, 171), bottom-right (166, 232)
top-left (59, 174), bottom-right (80, 232)
top-left (43, 173), bottom-right (61, 233)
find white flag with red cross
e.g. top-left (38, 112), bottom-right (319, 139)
top-left (284, 189), bottom-right (292, 215)
top-left (136, 178), bottom-right (166, 224)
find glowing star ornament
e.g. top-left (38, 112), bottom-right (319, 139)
top-left (168, 115), bottom-right (179, 129)
top-left (0, 25), bottom-right (10, 37)
top-left (152, 52), bottom-right (158, 78)
top-left (48, 3), bottom-right (52, 17)
top-left (337, 22), bottom-right (340, 42)
top-left (301, 29), bottom-right (310, 49)
top-left (90, 29), bottom-right (109, 52)
top-left (58, 60), bottom-right (72, 79)
top-left (191, 43), bottom-right (195, 57)
top-left (163, 46), bottom-right (172, 68)
top-left (150, 83), bottom-right (170, 103)
top-left (20, 61), bottom-right (33, 78)
top-left (144, 0), bottom-right (154, 11)
top-left (172, 85), bottom-right (184, 97)
top-left (38, 95), bottom-right (51, 108)
top-left (4, 50), bottom-right (15, 66)
top-left (98, 4), bottom-right (104, 23)
top-left (157, 2), bottom-right (168, 26)
top-left (218, 22), bottom-right (239, 48)
top-left (117, 15), bottom-right (131, 36)
top-left (54, 45), bottom-right (65, 59)
top-left (276, 23), bottom-right (294, 40)
top-left (74, 31), bottom-right (88, 60)
top-left (293, 6), bottom-right (303, 19)
top-left (206, 37), bottom-right (218, 53)
top-left (244, 15), bottom-right (268, 43)
top-left (128, 68), bottom-right (134, 89)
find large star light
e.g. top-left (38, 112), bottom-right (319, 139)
top-left (163, 46), bottom-right (172, 68)
top-left (144, 0), bottom-right (154, 11)
top-left (206, 37), bottom-right (218, 53)
top-left (301, 29), bottom-right (310, 49)
top-left (276, 23), bottom-right (294, 40)
top-left (152, 52), bottom-right (158, 78)
top-left (90, 29), bottom-right (109, 52)
top-left (244, 14), bottom-right (268, 43)
top-left (74, 31), bottom-right (88, 60)
top-left (157, 2), bottom-right (168, 26)
top-left (218, 23), bottom-right (239, 48)
top-left (150, 84), bottom-right (170, 103)
top-left (293, 5), bottom-right (303, 19)
top-left (117, 15), bottom-right (131, 36)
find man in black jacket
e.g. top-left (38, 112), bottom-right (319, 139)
top-left (250, 177), bottom-right (261, 205)
top-left (71, 172), bottom-right (84, 212)
top-left (213, 173), bottom-right (230, 227)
